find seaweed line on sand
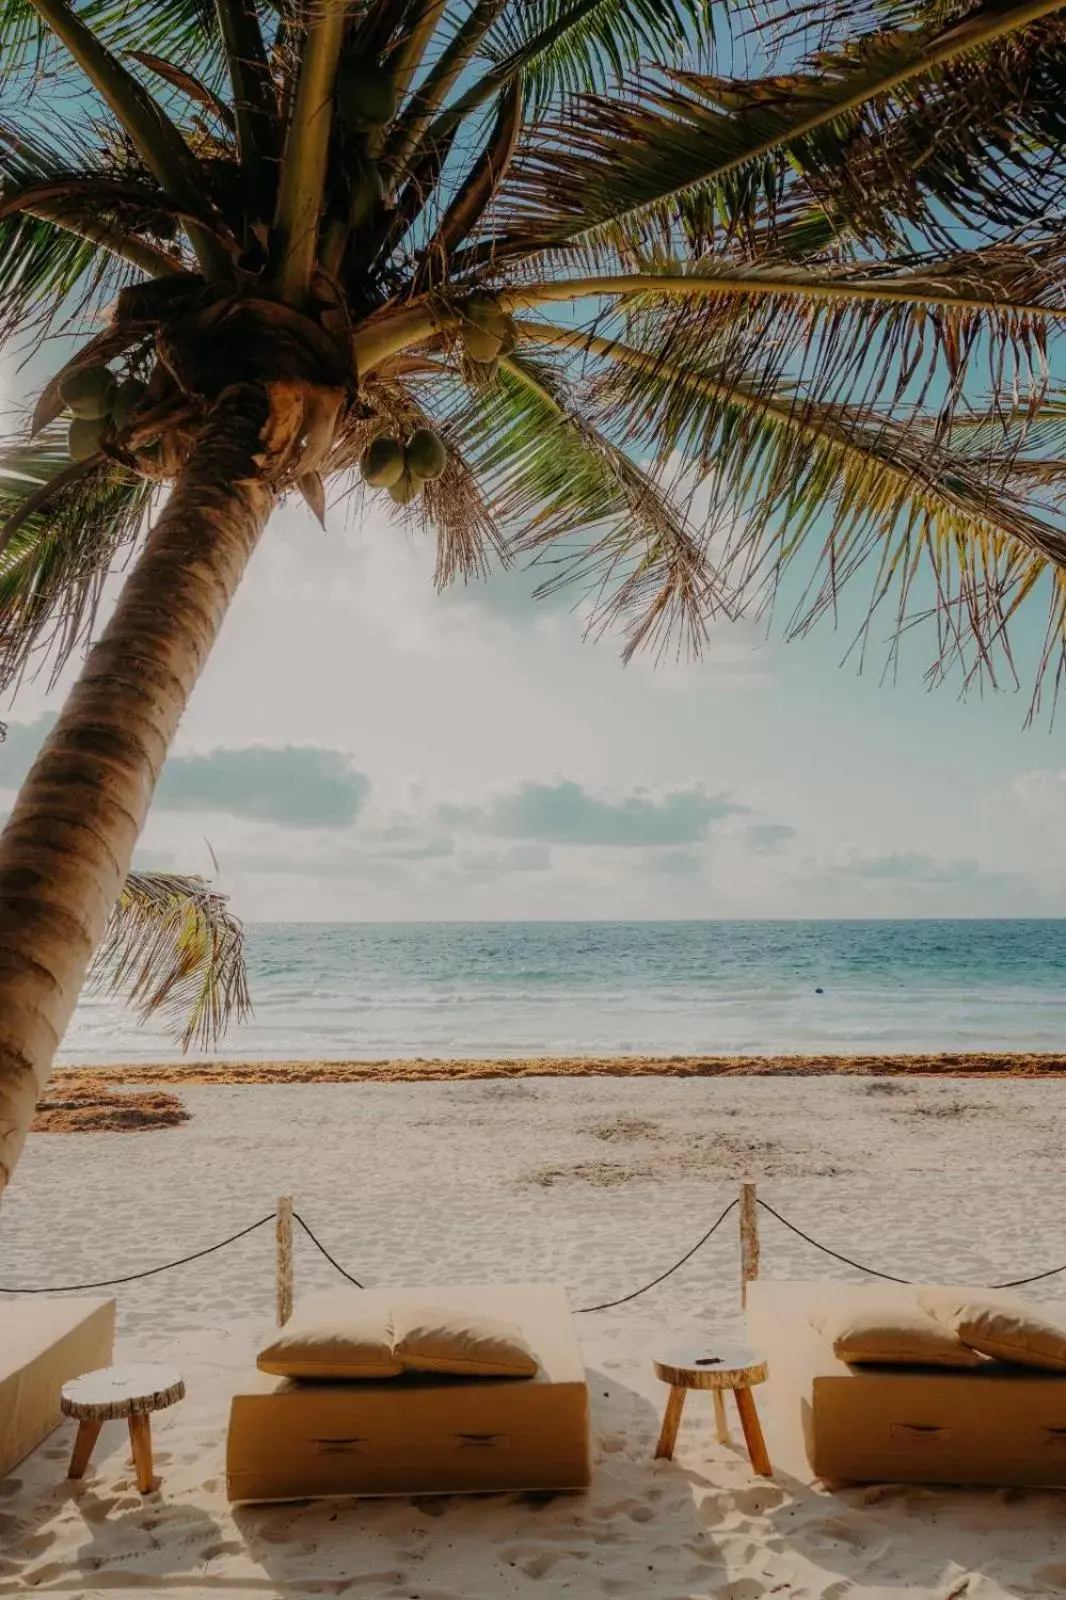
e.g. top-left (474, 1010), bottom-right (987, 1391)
top-left (49, 1051), bottom-right (1066, 1089)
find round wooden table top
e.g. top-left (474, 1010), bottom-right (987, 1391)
top-left (61, 1364), bottom-right (185, 1421)
top-left (653, 1345), bottom-right (768, 1390)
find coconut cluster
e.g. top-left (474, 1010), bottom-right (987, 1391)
top-left (459, 294), bottom-right (517, 370)
top-left (360, 427), bottom-right (447, 504)
top-left (59, 365), bottom-right (147, 461)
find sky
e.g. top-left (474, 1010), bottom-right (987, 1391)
top-left (2, 471), bottom-right (1065, 922)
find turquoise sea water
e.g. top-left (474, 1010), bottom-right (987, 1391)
top-left (58, 919), bottom-right (1066, 1063)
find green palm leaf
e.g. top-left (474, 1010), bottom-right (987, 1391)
top-left (495, 0), bottom-right (1066, 258)
top-left (520, 315), bottom-right (1066, 694)
top-left (91, 869), bottom-right (251, 1050)
top-left (0, 433), bottom-right (151, 690)
top-left (443, 346), bottom-right (734, 657)
top-left (483, 0), bottom-right (716, 110)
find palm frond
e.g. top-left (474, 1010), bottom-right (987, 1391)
top-left (440, 344), bottom-right (733, 657)
top-left (424, 76), bottom-right (522, 268)
top-left (482, 0), bottom-right (716, 113)
top-left (0, 430), bottom-right (151, 690)
top-left (684, 4), bottom-right (1066, 248)
top-left (495, 0), bottom-right (1066, 260)
top-left (0, 1), bottom-right (228, 85)
top-left (25, 0), bottom-right (231, 277)
top-left (518, 316), bottom-right (1066, 697)
top-left (270, 1), bottom-right (346, 300)
top-left (502, 238), bottom-right (1066, 427)
top-left (212, 0), bottom-right (280, 223)
top-left (0, 120), bottom-right (160, 339)
top-left (91, 869), bottom-right (251, 1050)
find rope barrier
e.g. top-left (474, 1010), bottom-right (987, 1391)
top-left (754, 1200), bottom-right (914, 1285)
top-left (0, 1213), bottom-right (277, 1295)
top-left (292, 1211), bottom-right (364, 1288)
top-left (754, 1199), bottom-right (1066, 1292)
top-left (6, 1196), bottom-right (1066, 1304)
top-left (574, 1199), bottom-right (739, 1313)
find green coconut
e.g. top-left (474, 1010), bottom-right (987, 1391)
top-left (405, 427), bottom-right (447, 481)
top-left (111, 376), bottom-right (148, 429)
top-left (460, 295), bottom-right (508, 363)
top-left (361, 435), bottom-right (405, 488)
top-left (388, 471), bottom-right (422, 506)
top-left (337, 61), bottom-right (397, 131)
top-left (59, 364), bottom-right (116, 419)
top-left (68, 414), bottom-right (107, 462)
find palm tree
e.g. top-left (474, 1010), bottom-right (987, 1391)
top-left (0, 0), bottom-right (1065, 1196)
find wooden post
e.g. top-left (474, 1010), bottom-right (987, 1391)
top-left (276, 1195), bottom-right (293, 1327)
top-left (740, 1181), bottom-right (760, 1310)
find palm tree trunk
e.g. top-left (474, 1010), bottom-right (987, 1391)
top-left (0, 384), bottom-right (276, 1198)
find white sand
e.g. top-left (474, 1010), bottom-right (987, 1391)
top-left (4, 1074), bottom-right (1066, 1597)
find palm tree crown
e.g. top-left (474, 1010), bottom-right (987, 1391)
top-left (1, 0), bottom-right (1066, 1197)
top-left (0, 0), bottom-right (1064, 687)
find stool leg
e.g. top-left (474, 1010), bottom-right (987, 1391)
top-left (655, 1386), bottom-right (687, 1460)
top-left (128, 1414), bottom-right (157, 1493)
top-left (68, 1420), bottom-right (102, 1480)
top-left (712, 1390), bottom-right (730, 1445)
top-left (733, 1388), bottom-right (772, 1479)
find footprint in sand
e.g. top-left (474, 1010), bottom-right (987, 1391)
top-left (1033, 1563), bottom-right (1066, 1590)
top-left (199, 1540), bottom-right (244, 1561)
top-left (822, 1582), bottom-right (854, 1600)
top-left (19, 1560), bottom-right (64, 1588)
top-left (597, 1432), bottom-right (627, 1454)
top-left (16, 1532), bottom-right (57, 1559)
top-left (732, 1486), bottom-right (785, 1515)
top-left (808, 1516), bottom-right (883, 1550)
top-left (79, 1496), bottom-right (119, 1522)
top-left (501, 1544), bottom-right (564, 1578)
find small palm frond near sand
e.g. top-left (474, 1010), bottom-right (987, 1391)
top-left (90, 872), bottom-right (251, 1051)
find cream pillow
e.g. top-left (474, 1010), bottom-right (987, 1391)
top-left (258, 1291), bottom-right (401, 1379)
top-left (918, 1288), bottom-right (1066, 1371)
top-left (811, 1302), bottom-right (983, 1367)
top-left (392, 1302), bottom-right (538, 1377)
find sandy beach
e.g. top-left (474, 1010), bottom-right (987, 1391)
top-left (4, 1071), bottom-right (1066, 1597)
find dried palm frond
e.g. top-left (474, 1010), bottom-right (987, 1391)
top-left (90, 870), bottom-right (251, 1051)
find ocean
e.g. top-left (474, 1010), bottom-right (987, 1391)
top-left (57, 918), bottom-right (1066, 1064)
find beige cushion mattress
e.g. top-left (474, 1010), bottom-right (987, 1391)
top-left (227, 1283), bottom-right (590, 1502)
top-left (747, 1280), bottom-right (1066, 1488)
top-left (0, 1297), bottom-right (116, 1478)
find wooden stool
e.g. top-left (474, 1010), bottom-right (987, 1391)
top-left (61, 1364), bottom-right (185, 1493)
top-left (653, 1344), bottom-right (772, 1477)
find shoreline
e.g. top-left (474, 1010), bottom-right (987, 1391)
top-left (50, 1049), bottom-right (1066, 1084)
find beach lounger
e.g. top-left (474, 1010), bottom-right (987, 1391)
top-left (0, 1297), bottom-right (116, 1478)
top-left (226, 1282), bottom-right (590, 1503)
top-left (747, 1280), bottom-right (1066, 1488)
